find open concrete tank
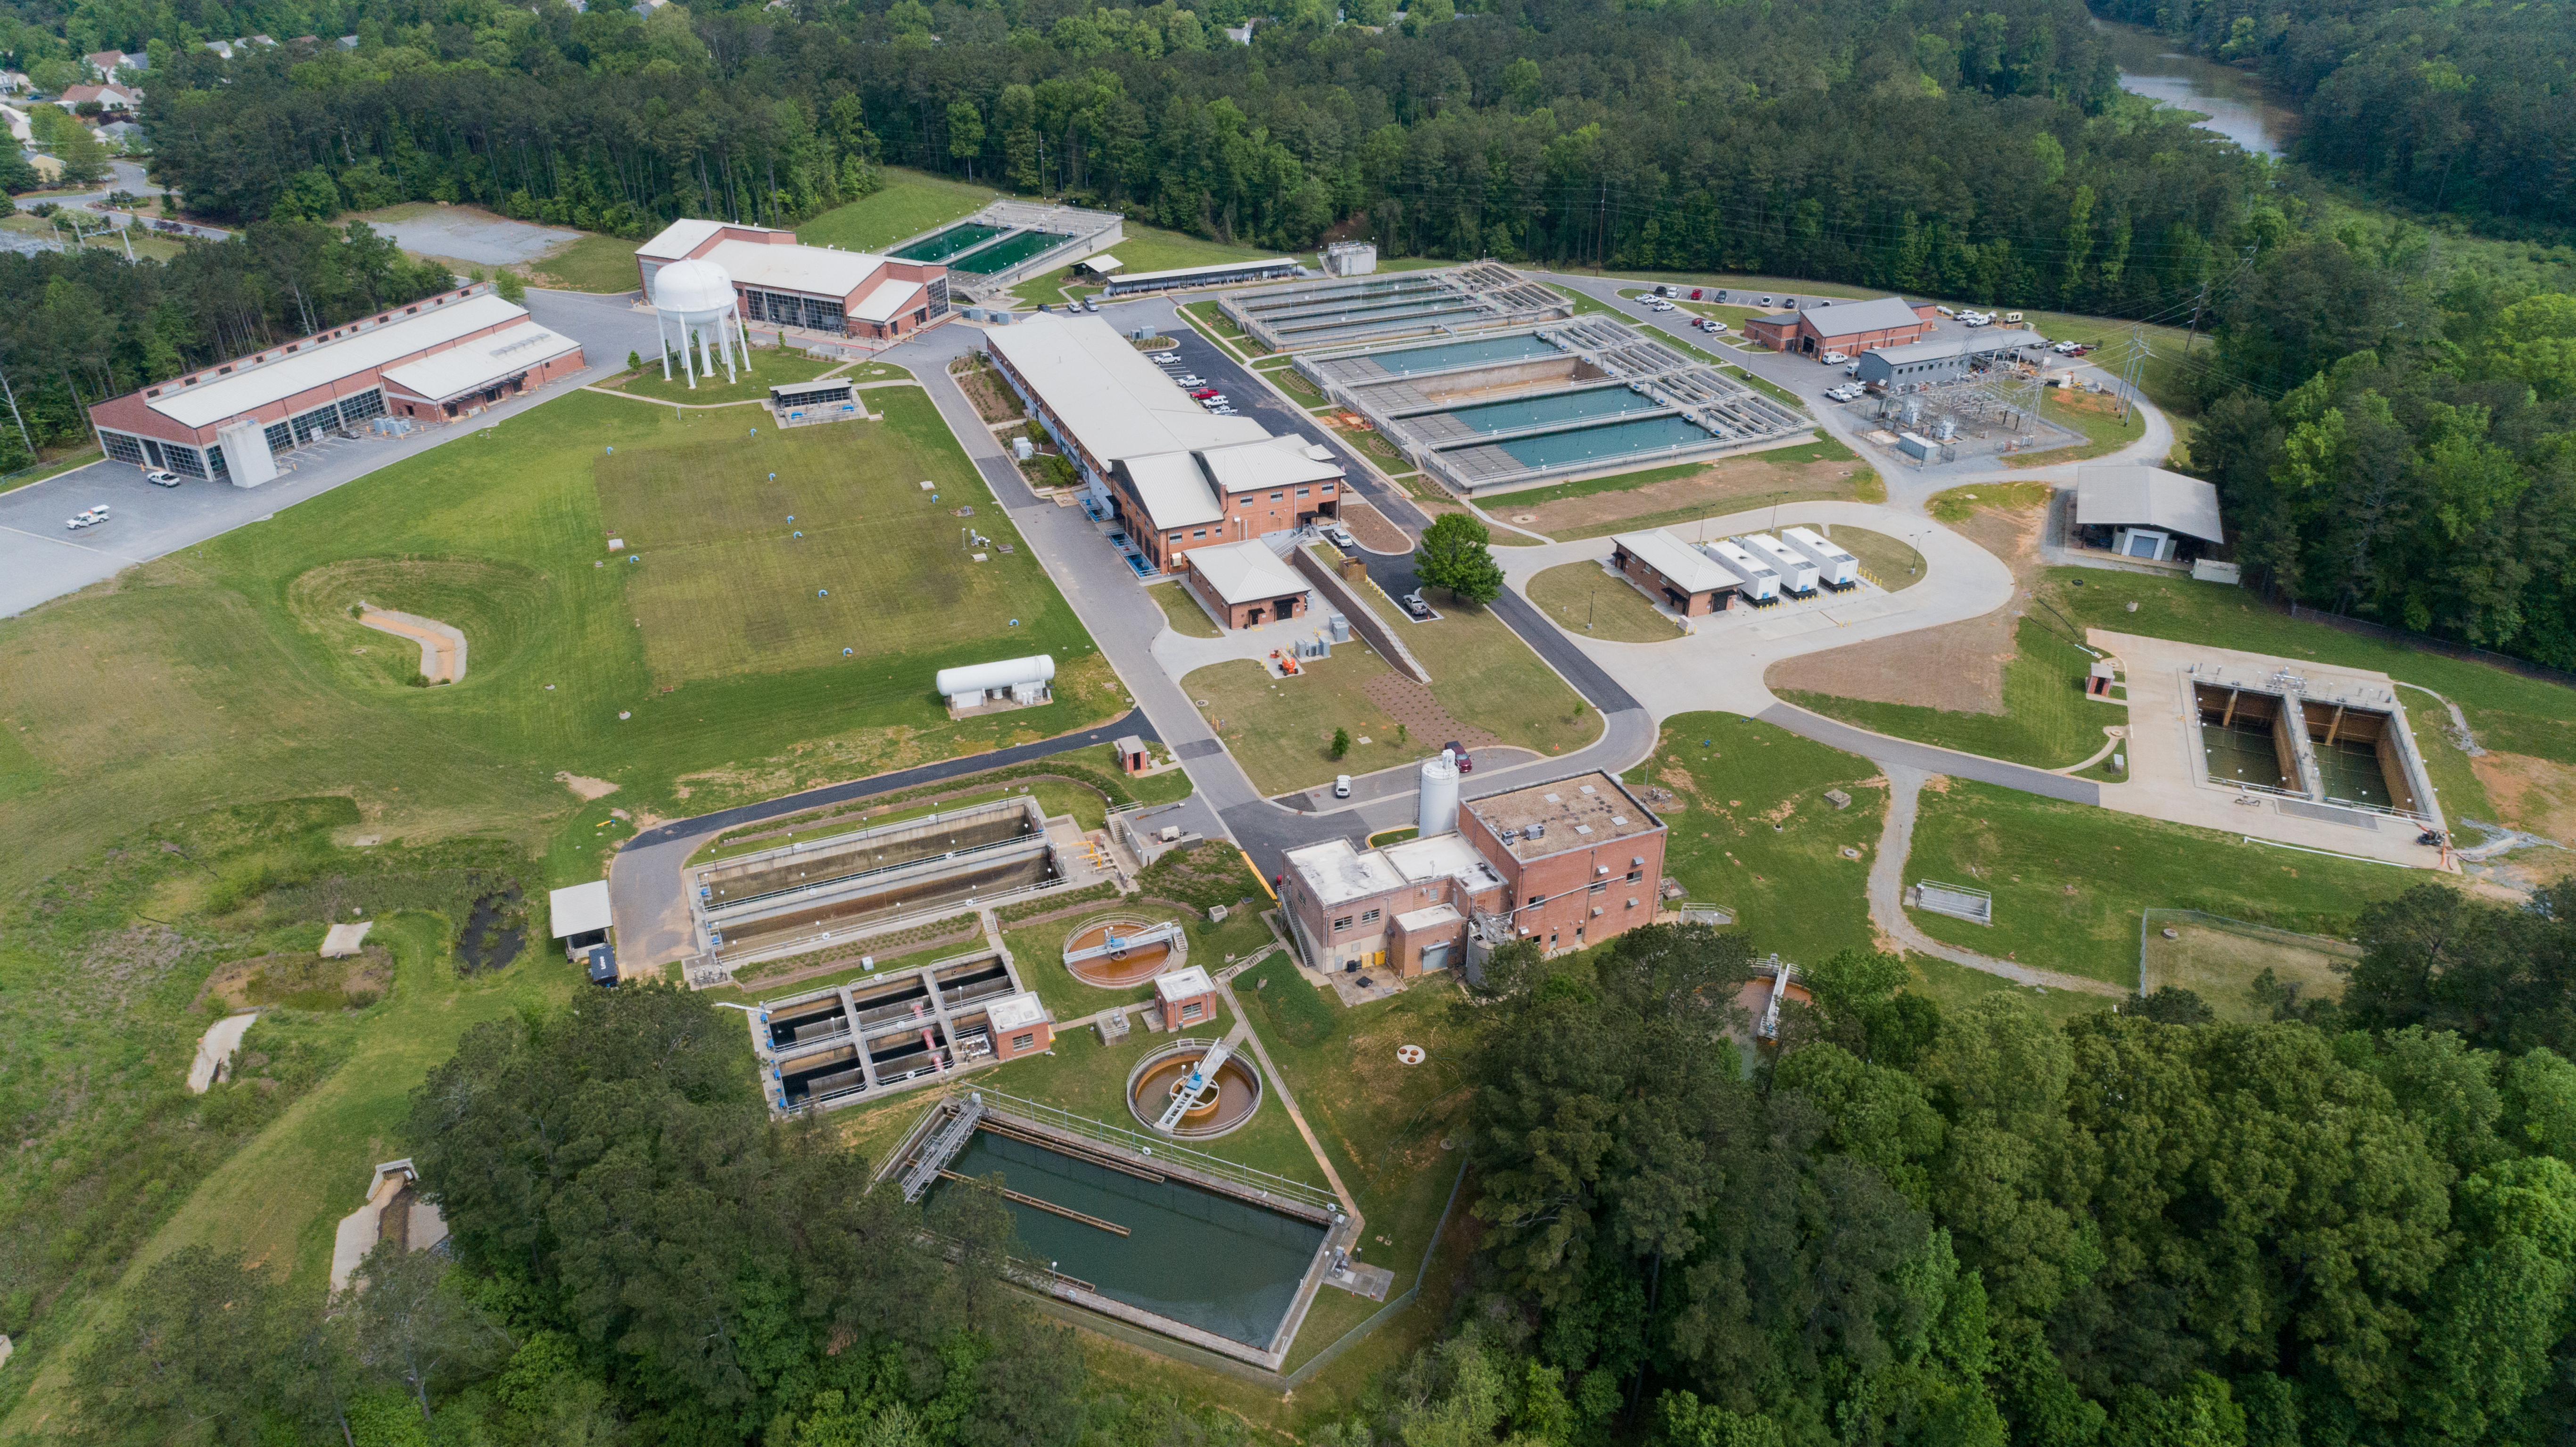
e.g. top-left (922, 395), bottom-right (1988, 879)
top-left (1418, 749), bottom-right (1461, 837)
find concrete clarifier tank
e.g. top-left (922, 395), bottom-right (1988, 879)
top-left (1418, 750), bottom-right (1462, 838)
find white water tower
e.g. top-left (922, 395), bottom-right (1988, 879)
top-left (1417, 749), bottom-right (1461, 838)
top-left (650, 258), bottom-right (747, 389)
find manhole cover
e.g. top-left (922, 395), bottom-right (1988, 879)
top-left (1396, 1044), bottom-right (1426, 1065)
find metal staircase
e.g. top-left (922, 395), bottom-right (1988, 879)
top-left (900, 1094), bottom-right (987, 1201)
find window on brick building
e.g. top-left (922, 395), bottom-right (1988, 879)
top-left (1181, 1001), bottom-right (1204, 1021)
top-left (1011, 1032), bottom-right (1035, 1051)
top-left (1361, 908), bottom-right (1379, 924)
top-left (1333, 916), bottom-right (1353, 932)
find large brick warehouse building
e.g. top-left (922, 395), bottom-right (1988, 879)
top-left (86, 285), bottom-right (584, 485)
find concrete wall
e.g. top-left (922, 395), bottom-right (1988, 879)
top-left (1287, 546), bottom-right (1430, 682)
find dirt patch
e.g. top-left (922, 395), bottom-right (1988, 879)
top-left (949, 360), bottom-right (1025, 424)
top-left (198, 946), bottom-right (394, 1012)
top-left (556, 772), bottom-right (619, 800)
top-left (1511, 455), bottom-right (1866, 538)
top-left (1340, 501), bottom-right (1412, 554)
top-left (2471, 751), bottom-right (2576, 844)
top-left (1360, 673), bottom-right (1500, 752)
top-left (1766, 502), bottom-right (2044, 713)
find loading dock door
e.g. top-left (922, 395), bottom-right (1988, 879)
top-left (1420, 943), bottom-right (1454, 972)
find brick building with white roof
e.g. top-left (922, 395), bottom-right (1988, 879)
top-left (634, 219), bottom-right (952, 342)
top-left (86, 285), bottom-right (584, 483)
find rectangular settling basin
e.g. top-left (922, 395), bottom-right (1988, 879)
top-left (933, 1129), bottom-right (1328, 1348)
top-left (2195, 683), bottom-right (2296, 790)
top-left (2301, 702), bottom-right (2418, 812)
top-left (892, 222), bottom-right (1006, 262)
top-left (952, 230), bottom-right (1071, 274)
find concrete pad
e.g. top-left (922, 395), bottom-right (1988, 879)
top-left (321, 921), bottom-right (373, 957)
top-left (2087, 629), bottom-right (2450, 869)
top-left (360, 205), bottom-right (581, 266)
top-left (358, 607), bottom-right (467, 682)
top-left (185, 1011), bottom-right (257, 1093)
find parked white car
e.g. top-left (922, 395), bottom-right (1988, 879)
top-left (145, 469), bottom-right (182, 487)
top-left (1819, 350), bottom-right (1847, 365)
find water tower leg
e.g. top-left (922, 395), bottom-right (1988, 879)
top-left (699, 325), bottom-right (717, 384)
top-left (657, 311), bottom-right (673, 383)
top-left (682, 323), bottom-right (698, 389)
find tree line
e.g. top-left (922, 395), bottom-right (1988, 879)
top-left (91, 0), bottom-right (2279, 328)
top-left (1295, 898), bottom-right (2576, 1447)
top-left (66, 883), bottom-right (2575, 1444)
top-left (0, 222), bottom-right (455, 470)
top-left (2188, 218), bottom-right (2576, 663)
top-left (2086, 0), bottom-right (2576, 232)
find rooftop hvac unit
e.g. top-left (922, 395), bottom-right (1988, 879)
top-left (1591, 906), bottom-right (1604, 917)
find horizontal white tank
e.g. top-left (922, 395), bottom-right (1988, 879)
top-left (1741, 534), bottom-right (1819, 594)
top-left (1702, 540), bottom-right (1778, 601)
top-left (1779, 526), bottom-right (1859, 587)
top-left (936, 654), bottom-right (1057, 701)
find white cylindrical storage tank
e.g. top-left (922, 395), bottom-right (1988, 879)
top-left (1703, 540), bottom-right (1778, 601)
top-left (1417, 750), bottom-right (1462, 838)
top-left (1742, 534), bottom-right (1820, 594)
top-left (1780, 526), bottom-right (1858, 587)
top-left (935, 654), bottom-right (1056, 709)
top-left (649, 258), bottom-right (743, 390)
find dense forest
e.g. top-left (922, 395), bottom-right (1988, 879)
top-left (57, 896), bottom-right (2576, 1445)
top-left (2087, 0), bottom-right (2576, 231)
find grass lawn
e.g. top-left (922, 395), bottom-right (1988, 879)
top-left (0, 908), bottom-right (580, 1432)
top-left (0, 386), bottom-right (1123, 900)
top-left (2005, 387), bottom-right (2149, 467)
top-left (1245, 968), bottom-right (1480, 1344)
top-left (1625, 714), bottom-right (1890, 961)
top-left (1778, 616), bottom-right (2126, 770)
top-left (797, 168), bottom-right (1002, 253)
top-left (1835, 526), bottom-right (1924, 591)
top-left (598, 389), bottom-right (1085, 686)
top-left (1148, 581), bottom-right (1222, 638)
top-left (1906, 952), bottom-right (2115, 1028)
top-left (2139, 915), bottom-right (2361, 1022)
top-left (1904, 780), bottom-right (2419, 986)
top-left (2043, 565), bottom-right (2576, 792)
top-left (1726, 365), bottom-right (1808, 409)
top-left (1001, 901), bottom-right (1276, 1025)
top-left (609, 347), bottom-right (842, 406)
top-left (1187, 576), bottom-right (1601, 796)
top-left (1526, 560), bottom-right (1681, 642)
top-left (1928, 480), bottom-right (2053, 524)
top-left (0, 445), bottom-right (103, 494)
top-left (1010, 222), bottom-right (1285, 307)
top-left (527, 232), bottom-right (645, 293)
top-left (1177, 299), bottom-right (1260, 359)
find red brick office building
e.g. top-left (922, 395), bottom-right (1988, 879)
top-left (1743, 295), bottom-right (1939, 357)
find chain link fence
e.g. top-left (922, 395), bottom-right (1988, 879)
top-left (2138, 908), bottom-right (2361, 1020)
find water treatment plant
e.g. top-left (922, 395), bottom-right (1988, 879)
top-left (1298, 318), bottom-right (1811, 493)
top-left (691, 794), bottom-right (1098, 968)
top-left (881, 1090), bottom-right (1346, 1368)
top-left (750, 947), bottom-right (1056, 1112)
top-left (1219, 262), bottom-right (1574, 352)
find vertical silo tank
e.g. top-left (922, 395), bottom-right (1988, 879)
top-left (1418, 750), bottom-right (1462, 838)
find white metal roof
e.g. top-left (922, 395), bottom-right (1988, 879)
top-left (1113, 257), bottom-right (1300, 285)
top-left (146, 293), bottom-right (530, 429)
top-left (1155, 965), bottom-right (1217, 1001)
top-left (549, 880), bottom-right (613, 938)
top-left (986, 992), bottom-right (1048, 1030)
top-left (1082, 254), bottom-right (1123, 274)
top-left (379, 321), bottom-right (580, 403)
top-left (986, 312), bottom-right (1268, 466)
top-left (1284, 838), bottom-right (1404, 908)
top-left (700, 238), bottom-right (891, 301)
top-left (1198, 436), bottom-right (1343, 492)
top-left (1793, 296), bottom-right (1930, 337)
top-left (851, 277), bottom-right (924, 323)
top-left (1615, 530), bottom-right (1740, 593)
top-left (636, 217), bottom-right (785, 260)
top-left (1865, 331), bottom-right (2046, 365)
top-left (2076, 466), bottom-right (2226, 543)
top-left (1186, 539), bottom-right (1307, 606)
top-left (1122, 452), bottom-right (1225, 530)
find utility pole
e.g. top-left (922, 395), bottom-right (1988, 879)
top-left (2113, 324), bottom-right (2147, 424)
top-left (2182, 276), bottom-right (2212, 357)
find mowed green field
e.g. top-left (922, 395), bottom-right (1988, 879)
top-left (598, 393), bottom-right (1075, 684)
top-left (798, 168), bottom-right (1004, 253)
top-left (0, 387), bottom-right (1116, 896)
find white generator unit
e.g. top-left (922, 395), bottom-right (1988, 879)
top-left (935, 654), bottom-right (1056, 711)
top-left (1702, 540), bottom-right (1778, 601)
top-left (1778, 526), bottom-right (1860, 588)
top-left (1741, 534), bottom-right (1820, 595)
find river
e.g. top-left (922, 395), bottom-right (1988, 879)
top-left (2091, 15), bottom-right (2301, 159)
